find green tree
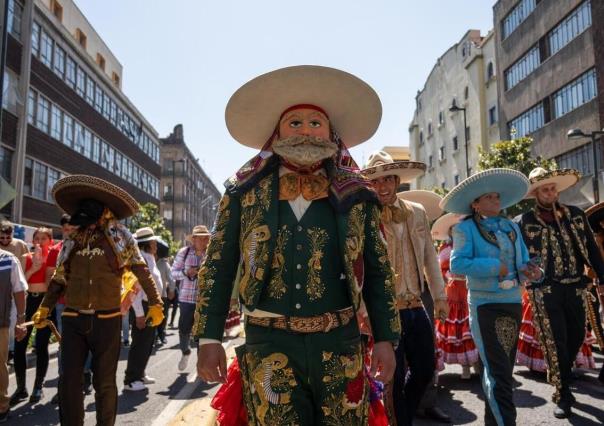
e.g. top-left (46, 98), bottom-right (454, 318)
top-left (128, 203), bottom-right (180, 255)
top-left (478, 136), bottom-right (557, 217)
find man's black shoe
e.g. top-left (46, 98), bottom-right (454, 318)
top-left (418, 406), bottom-right (452, 423)
top-left (0, 409), bottom-right (8, 423)
top-left (51, 393), bottom-right (59, 404)
top-left (28, 387), bottom-right (43, 404)
top-left (8, 389), bottom-right (28, 407)
top-left (553, 399), bottom-right (572, 419)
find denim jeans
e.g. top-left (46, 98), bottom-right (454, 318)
top-left (178, 302), bottom-right (196, 355)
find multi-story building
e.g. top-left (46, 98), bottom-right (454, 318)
top-left (1, 0), bottom-right (161, 228)
top-left (493, 0), bottom-right (603, 202)
top-left (160, 124), bottom-right (221, 245)
top-left (409, 29), bottom-right (501, 191)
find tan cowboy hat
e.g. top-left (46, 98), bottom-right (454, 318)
top-left (53, 175), bottom-right (138, 220)
top-left (431, 213), bottom-right (464, 241)
top-left (526, 167), bottom-right (581, 198)
top-left (186, 225), bottom-right (211, 242)
top-left (134, 227), bottom-right (161, 244)
top-left (397, 190), bottom-right (443, 222)
top-left (225, 65), bottom-right (382, 149)
top-left (361, 151), bottom-right (426, 183)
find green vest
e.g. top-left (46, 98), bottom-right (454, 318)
top-left (256, 199), bottom-right (350, 316)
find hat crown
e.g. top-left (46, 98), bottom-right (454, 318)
top-left (134, 227), bottom-right (155, 239)
top-left (528, 167), bottom-right (548, 181)
top-left (365, 151), bottom-right (394, 168)
top-left (192, 225), bottom-right (210, 235)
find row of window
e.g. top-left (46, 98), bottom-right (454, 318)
top-left (556, 142), bottom-right (602, 176)
top-left (30, 21), bottom-right (160, 164)
top-left (504, 1), bottom-right (592, 91)
top-left (7, 0), bottom-right (22, 40)
top-left (23, 157), bottom-right (63, 202)
top-left (508, 68), bottom-right (597, 137)
top-left (502, 0), bottom-right (539, 39)
top-left (27, 88), bottom-right (160, 199)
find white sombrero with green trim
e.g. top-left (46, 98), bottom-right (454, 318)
top-left (225, 65), bottom-right (382, 149)
top-left (439, 168), bottom-right (529, 215)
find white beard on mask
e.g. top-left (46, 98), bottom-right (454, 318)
top-left (272, 135), bottom-right (338, 167)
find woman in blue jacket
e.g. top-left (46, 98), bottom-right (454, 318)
top-left (440, 169), bottom-right (542, 426)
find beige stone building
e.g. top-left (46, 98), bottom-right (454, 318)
top-left (160, 125), bottom-right (221, 245)
top-left (409, 30), bottom-right (501, 190)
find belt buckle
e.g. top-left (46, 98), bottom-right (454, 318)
top-left (322, 312), bottom-right (335, 333)
top-left (79, 309), bottom-right (95, 315)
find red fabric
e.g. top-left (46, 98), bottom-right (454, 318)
top-left (25, 243), bottom-right (51, 284)
top-left (225, 309), bottom-right (241, 330)
top-left (212, 358), bottom-right (247, 426)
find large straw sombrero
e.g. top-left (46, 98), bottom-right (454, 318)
top-left (225, 65), bottom-right (382, 149)
top-left (361, 151), bottom-right (426, 183)
top-left (398, 190), bottom-right (443, 222)
top-left (52, 175), bottom-right (138, 220)
top-left (586, 201), bottom-right (604, 233)
top-left (431, 213), bottom-right (465, 241)
top-left (526, 167), bottom-right (580, 198)
top-left (439, 168), bottom-right (529, 215)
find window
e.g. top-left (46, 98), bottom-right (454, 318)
top-left (548, 1), bottom-right (592, 57)
top-left (489, 106), bottom-right (498, 126)
top-left (0, 146), bottom-right (13, 182)
top-left (556, 142), bottom-right (602, 176)
top-left (76, 66), bottom-right (85, 96)
top-left (487, 62), bottom-right (495, 80)
top-left (36, 95), bottom-right (50, 132)
top-left (96, 53), bottom-right (106, 71)
top-left (464, 87), bottom-right (469, 100)
top-left (438, 111), bottom-right (444, 126)
top-left (31, 22), bottom-right (40, 56)
top-left (50, 104), bottom-right (62, 140)
top-left (94, 86), bottom-right (103, 112)
top-left (27, 89), bottom-right (36, 124)
top-left (47, 168), bottom-right (59, 201)
top-left (7, 0), bottom-right (23, 39)
top-left (164, 184), bottom-right (172, 196)
top-left (508, 102), bottom-right (545, 137)
top-left (75, 28), bottom-right (87, 49)
top-left (441, 181), bottom-right (446, 189)
top-left (505, 45), bottom-right (540, 90)
top-left (552, 68), bottom-right (597, 119)
top-left (23, 158), bottom-right (32, 195)
top-left (454, 174), bottom-right (460, 185)
top-left (110, 100), bottom-right (117, 125)
top-left (502, 0), bottom-right (538, 39)
top-left (62, 114), bottom-right (73, 147)
top-left (53, 45), bottom-right (65, 77)
top-left (51, 0), bottom-right (63, 22)
top-left (452, 136), bottom-right (459, 151)
top-left (465, 126), bottom-right (471, 141)
top-left (439, 146), bottom-right (446, 161)
top-left (65, 56), bottom-right (76, 88)
top-left (40, 30), bottom-right (53, 67)
top-left (115, 152), bottom-right (122, 176)
top-left (112, 72), bottom-right (120, 87)
top-left (103, 93), bottom-right (111, 120)
top-left (33, 161), bottom-right (47, 199)
top-left (82, 129), bottom-right (92, 159)
top-left (85, 76), bottom-right (95, 105)
top-left (164, 209), bottom-right (173, 221)
top-left (428, 122), bottom-right (433, 135)
top-left (73, 122), bottom-right (84, 154)
top-left (428, 155), bottom-right (433, 168)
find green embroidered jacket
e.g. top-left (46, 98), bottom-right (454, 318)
top-left (193, 170), bottom-right (400, 343)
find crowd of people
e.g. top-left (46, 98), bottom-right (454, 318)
top-left (0, 64), bottom-right (603, 426)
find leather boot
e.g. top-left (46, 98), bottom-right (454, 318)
top-left (9, 375), bottom-right (28, 407)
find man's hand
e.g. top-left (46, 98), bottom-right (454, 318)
top-left (434, 299), bottom-right (449, 321)
top-left (370, 341), bottom-right (396, 383)
top-left (14, 324), bottom-right (27, 341)
top-left (197, 343), bottom-right (227, 383)
top-left (521, 264), bottom-right (542, 282)
top-left (135, 316), bottom-right (146, 330)
top-left (186, 267), bottom-right (199, 280)
top-left (32, 307), bottom-right (49, 329)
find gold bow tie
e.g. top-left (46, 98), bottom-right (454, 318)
top-left (279, 172), bottom-right (330, 201)
top-left (381, 204), bottom-right (407, 224)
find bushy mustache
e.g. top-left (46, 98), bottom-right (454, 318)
top-left (272, 135), bottom-right (339, 167)
top-left (273, 135), bottom-right (337, 150)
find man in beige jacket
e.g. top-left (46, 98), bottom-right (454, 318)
top-left (363, 151), bottom-right (448, 426)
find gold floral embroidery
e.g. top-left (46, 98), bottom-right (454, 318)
top-left (268, 226), bottom-right (291, 299)
top-left (495, 316), bottom-right (517, 357)
top-left (307, 228), bottom-right (328, 300)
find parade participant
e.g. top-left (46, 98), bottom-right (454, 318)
top-left (123, 227), bottom-right (164, 391)
top-left (516, 167), bottom-right (604, 418)
top-left (432, 213), bottom-right (479, 379)
top-left (362, 151), bottom-right (448, 425)
top-left (10, 227), bottom-right (56, 405)
top-left (195, 65), bottom-right (400, 426)
top-left (31, 175), bottom-right (163, 426)
top-left (171, 225), bottom-right (210, 371)
top-left (0, 249), bottom-right (27, 422)
top-left (444, 168), bottom-right (542, 426)
top-left (0, 221), bottom-right (28, 260)
top-left (156, 238), bottom-right (174, 346)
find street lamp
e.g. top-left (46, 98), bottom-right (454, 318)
top-left (171, 158), bottom-right (185, 239)
top-left (449, 99), bottom-right (470, 178)
top-left (567, 128), bottom-right (604, 204)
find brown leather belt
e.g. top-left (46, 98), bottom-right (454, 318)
top-left (247, 307), bottom-right (354, 333)
top-left (396, 297), bottom-right (424, 310)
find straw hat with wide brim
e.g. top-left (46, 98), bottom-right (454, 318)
top-left (586, 201), bottom-right (604, 233)
top-left (431, 213), bottom-right (465, 241)
top-left (134, 227), bottom-right (162, 244)
top-left (186, 225), bottom-right (211, 242)
top-left (398, 190), bottom-right (443, 222)
top-left (361, 151), bottom-right (426, 183)
top-left (225, 65), bottom-right (382, 149)
top-left (526, 167), bottom-right (581, 198)
top-left (440, 168), bottom-right (529, 215)
top-left (53, 175), bottom-right (138, 220)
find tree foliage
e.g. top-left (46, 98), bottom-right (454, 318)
top-left (127, 203), bottom-right (180, 255)
top-left (478, 136), bottom-right (557, 217)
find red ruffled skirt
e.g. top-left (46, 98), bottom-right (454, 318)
top-left (435, 278), bottom-right (479, 366)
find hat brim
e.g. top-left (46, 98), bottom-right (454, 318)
top-left (526, 171), bottom-right (580, 199)
top-left (440, 169), bottom-right (529, 215)
top-left (431, 213), bottom-right (464, 241)
top-left (186, 232), bottom-right (211, 242)
top-left (586, 201), bottom-right (604, 233)
top-left (53, 175), bottom-right (138, 220)
top-left (136, 235), bottom-right (162, 244)
top-left (363, 161), bottom-right (426, 183)
top-left (397, 190), bottom-right (443, 222)
top-left (225, 65), bottom-right (382, 149)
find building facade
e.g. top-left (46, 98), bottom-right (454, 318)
top-left (1, 0), bottom-right (161, 228)
top-left (160, 124), bottom-right (221, 245)
top-left (493, 0), bottom-right (604, 201)
top-left (409, 30), bottom-right (501, 191)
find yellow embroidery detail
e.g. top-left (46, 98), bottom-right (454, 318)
top-left (495, 316), bottom-right (517, 357)
top-left (267, 226), bottom-right (291, 299)
top-left (307, 227), bottom-right (328, 300)
top-left (75, 247), bottom-right (104, 259)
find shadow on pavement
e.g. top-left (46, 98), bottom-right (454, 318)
top-left (115, 388), bottom-right (150, 414)
top-left (513, 388), bottom-right (547, 408)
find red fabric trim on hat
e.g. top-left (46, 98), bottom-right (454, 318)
top-left (279, 104), bottom-right (329, 121)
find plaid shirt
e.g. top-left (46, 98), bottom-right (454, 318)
top-left (170, 246), bottom-right (205, 304)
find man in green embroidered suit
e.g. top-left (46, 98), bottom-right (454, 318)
top-left (194, 65), bottom-right (400, 425)
top-left (516, 167), bottom-right (604, 419)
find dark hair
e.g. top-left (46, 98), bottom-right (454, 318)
top-left (60, 214), bottom-right (71, 226)
top-left (0, 221), bottom-right (13, 234)
top-left (138, 241), bottom-right (152, 253)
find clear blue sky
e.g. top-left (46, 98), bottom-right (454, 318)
top-left (75, 0), bottom-right (494, 191)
